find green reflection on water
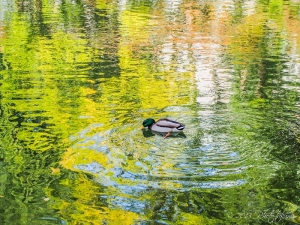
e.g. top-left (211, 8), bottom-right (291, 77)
top-left (0, 0), bottom-right (300, 224)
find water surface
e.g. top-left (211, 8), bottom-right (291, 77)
top-left (0, 0), bottom-right (300, 224)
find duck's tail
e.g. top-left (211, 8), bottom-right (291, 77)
top-left (177, 124), bottom-right (185, 130)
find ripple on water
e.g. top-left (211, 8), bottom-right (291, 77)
top-left (71, 121), bottom-right (247, 193)
top-left (65, 110), bottom-right (249, 217)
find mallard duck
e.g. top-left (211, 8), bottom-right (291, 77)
top-left (142, 118), bottom-right (185, 138)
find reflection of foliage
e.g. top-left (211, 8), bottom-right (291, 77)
top-left (227, 1), bottom-right (300, 223)
top-left (0, 0), bottom-right (197, 224)
top-left (0, 0), bottom-right (300, 224)
top-left (45, 173), bottom-right (143, 224)
top-left (228, 14), bottom-right (267, 63)
top-left (0, 108), bottom-right (64, 224)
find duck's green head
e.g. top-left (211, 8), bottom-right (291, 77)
top-left (142, 118), bottom-right (155, 127)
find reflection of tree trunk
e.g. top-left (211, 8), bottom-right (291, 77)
top-left (35, 0), bottom-right (42, 12)
top-left (233, 0), bottom-right (243, 23)
top-left (82, 0), bottom-right (98, 39)
top-left (16, 0), bottom-right (34, 12)
top-left (37, 0), bottom-right (51, 36)
top-left (258, 60), bottom-right (267, 98)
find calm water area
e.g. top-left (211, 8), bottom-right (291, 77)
top-left (0, 0), bottom-right (300, 224)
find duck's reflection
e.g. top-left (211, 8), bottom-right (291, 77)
top-left (142, 129), bottom-right (186, 138)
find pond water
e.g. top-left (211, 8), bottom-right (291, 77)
top-left (0, 0), bottom-right (300, 224)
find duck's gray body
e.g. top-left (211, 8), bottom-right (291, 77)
top-left (148, 118), bottom-right (185, 133)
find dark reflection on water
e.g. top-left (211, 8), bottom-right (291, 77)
top-left (141, 128), bottom-right (187, 138)
top-left (0, 0), bottom-right (300, 224)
